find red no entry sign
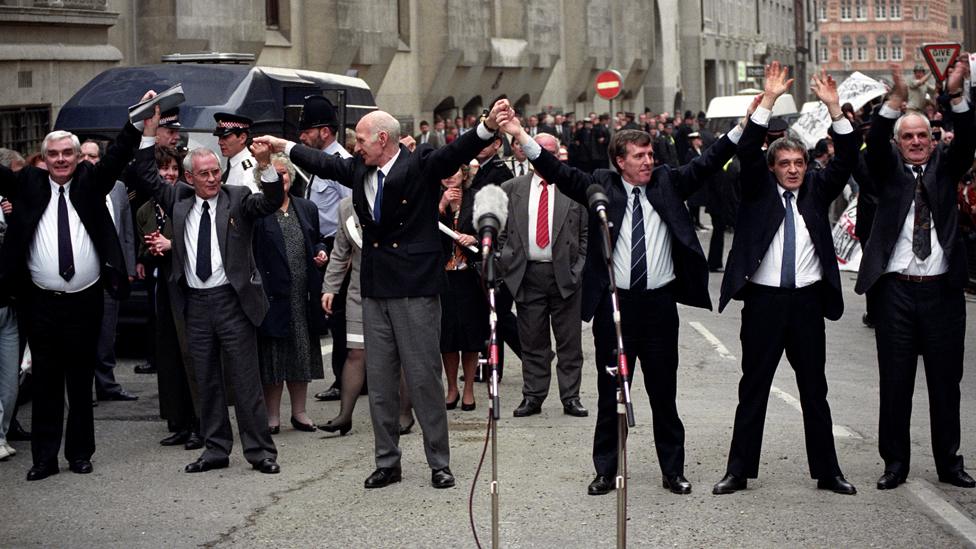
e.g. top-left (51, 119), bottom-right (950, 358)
top-left (595, 70), bottom-right (623, 100)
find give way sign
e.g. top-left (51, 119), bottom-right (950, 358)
top-left (921, 43), bottom-right (961, 81)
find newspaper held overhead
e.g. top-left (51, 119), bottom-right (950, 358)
top-left (790, 72), bottom-right (888, 148)
top-left (128, 83), bottom-right (185, 124)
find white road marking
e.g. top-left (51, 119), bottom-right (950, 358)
top-left (688, 321), bottom-right (736, 360)
top-left (691, 321), bottom-right (861, 439)
top-left (906, 479), bottom-right (976, 546)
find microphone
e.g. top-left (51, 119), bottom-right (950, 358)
top-left (473, 184), bottom-right (509, 258)
top-left (586, 184), bottom-right (609, 219)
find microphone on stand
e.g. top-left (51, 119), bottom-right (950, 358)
top-left (473, 184), bottom-right (509, 261)
top-left (586, 184), bottom-right (613, 262)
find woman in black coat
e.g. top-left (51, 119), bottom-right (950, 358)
top-left (252, 154), bottom-right (328, 433)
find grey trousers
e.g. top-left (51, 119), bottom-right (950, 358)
top-left (514, 262), bottom-right (583, 404)
top-left (363, 296), bottom-right (449, 470)
top-left (93, 292), bottom-right (122, 397)
top-left (185, 286), bottom-right (276, 464)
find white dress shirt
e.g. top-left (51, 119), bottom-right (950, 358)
top-left (750, 184), bottom-right (823, 288)
top-left (29, 178), bottom-right (100, 292)
top-left (365, 150), bottom-right (401, 219)
top-left (224, 147), bottom-right (259, 193)
top-left (511, 158), bottom-right (532, 177)
top-left (612, 180), bottom-right (675, 290)
top-left (527, 174), bottom-right (555, 262)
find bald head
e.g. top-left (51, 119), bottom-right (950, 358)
top-left (535, 133), bottom-right (559, 155)
top-left (354, 110), bottom-right (402, 167)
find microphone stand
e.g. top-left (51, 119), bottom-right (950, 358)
top-left (595, 207), bottom-right (635, 549)
top-left (480, 245), bottom-right (502, 549)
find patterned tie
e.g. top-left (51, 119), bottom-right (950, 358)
top-left (196, 201), bottom-right (212, 281)
top-left (911, 165), bottom-right (931, 260)
top-left (536, 180), bottom-right (550, 248)
top-left (630, 187), bottom-right (647, 290)
top-left (373, 170), bottom-right (385, 222)
top-left (781, 190), bottom-right (796, 289)
top-left (57, 186), bottom-right (74, 281)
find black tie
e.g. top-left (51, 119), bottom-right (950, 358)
top-left (518, 163), bottom-right (525, 176)
top-left (196, 201), bottom-right (212, 281)
top-left (57, 186), bottom-right (74, 281)
top-left (781, 190), bottom-right (796, 288)
top-left (911, 165), bottom-right (931, 260)
top-left (221, 161), bottom-right (229, 184)
top-left (630, 188), bottom-right (647, 290)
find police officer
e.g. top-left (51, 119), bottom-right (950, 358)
top-left (213, 113), bottom-right (258, 193)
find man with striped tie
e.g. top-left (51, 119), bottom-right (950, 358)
top-left (713, 62), bottom-right (859, 496)
top-left (500, 91), bottom-right (745, 497)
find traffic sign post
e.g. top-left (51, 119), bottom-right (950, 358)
top-left (920, 43), bottom-right (962, 81)
top-left (595, 70), bottom-right (623, 123)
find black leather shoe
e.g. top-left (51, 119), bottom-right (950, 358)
top-left (562, 398), bottom-right (589, 417)
top-left (252, 458), bottom-right (280, 474)
top-left (184, 432), bottom-right (203, 450)
top-left (26, 463), bottom-right (59, 481)
top-left (290, 416), bottom-right (317, 432)
top-left (160, 430), bottom-right (191, 446)
top-left (399, 418), bottom-right (415, 435)
top-left (134, 362), bottom-right (157, 374)
top-left (364, 467), bottom-right (402, 489)
top-left (939, 470), bottom-right (976, 488)
top-left (513, 399), bottom-right (542, 417)
top-left (876, 471), bottom-right (907, 490)
top-left (431, 467), bottom-right (456, 489)
top-left (268, 425), bottom-right (280, 435)
top-left (314, 387), bottom-right (341, 401)
top-left (588, 475), bottom-right (614, 495)
top-left (817, 475), bottom-right (857, 495)
top-left (97, 390), bottom-right (138, 402)
top-left (184, 456), bottom-right (229, 473)
top-left (663, 474), bottom-right (692, 494)
top-left (8, 419), bottom-right (31, 441)
top-left (712, 473), bottom-right (747, 494)
top-left (69, 459), bottom-right (93, 474)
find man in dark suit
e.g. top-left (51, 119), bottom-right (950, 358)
top-left (856, 61), bottom-right (976, 490)
top-left (498, 132), bottom-right (589, 418)
top-left (256, 100), bottom-right (514, 489)
top-left (134, 107), bottom-right (283, 475)
top-left (0, 102), bottom-right (143, 480)
top-left (712, 64), bottom-right (859, 496)
top-left (589, 115), bottom-right (611, 170)
top-left (653, 120), bottom-right (680, 168)
top-left (502, 102), bottom-right (744, 497)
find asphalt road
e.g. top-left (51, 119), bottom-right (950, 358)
top-left (4, 230), bottom-right (976, 548)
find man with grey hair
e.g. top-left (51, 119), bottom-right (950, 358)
top-left (255, 100), bottom-right (514, 489)
top-left (857, 60), bottom-right (976, 491)
top-left (0, 92), bottom-right (147, 481)
top-left (713, 63), bottom-right (859, 496)
top-left (0, 148), bottom-right (26, 172)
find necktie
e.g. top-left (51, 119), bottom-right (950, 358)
top-left (630, 187), bottom-right (647, 290)
top-left (221, 160), bottom-right (229, 184)
top-left (781, 190), bottom-right (796, 289)
top-left (518, 163), bottom-right (525, 176)
top-left (57, 186), bottom-right (75, 281)
top-left (373, 170), bottom-right (385, 223)
top-left (196, 201), bottom-right (212, 281)
top-left (911, 165), bottom-right (931, 260)
top-left (536, 180), bottom-right (550, 248)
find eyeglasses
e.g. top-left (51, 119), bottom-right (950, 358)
top-left (190, 169), bottom-right (222, 180)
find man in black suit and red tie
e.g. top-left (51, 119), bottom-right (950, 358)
top-left (712, 63), bottom-right (859, 496)
top-left (857, 60), bottom-right (976, 491)
top-left (0, 92), bottom-right (149, 481)
top-left (501, 96), bottom-right (745, 497)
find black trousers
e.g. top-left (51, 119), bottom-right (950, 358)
top-left (726, 283), bottom-right (841, 479)
top-left (23, 283), bottom-right (102, 467)
top-left (591, 285), bottom-right (684, 477)
top-left (185, 286), bottom-right (276, 464)
top-left (870, 274), bottom-right (966, 477)
top-left (707, 215), bottom-right (727, 270)
top-left (494, 282), bottom-right (522, 373)
top-left (155, 276), bottom-right (197, 431)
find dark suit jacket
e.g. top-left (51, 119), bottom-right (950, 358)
top-left (719, 119), bottom-right (860, 320)
top-left (0, 124), bottom-right (140, 304)
top-left (253, 197), bottom-right (327, 338)
top-left (529, 134), bottom-right (737, 321)
top-left (855, 105), bottom-right (976, 294)
top-left (470, 155), bottom-right (514, 191)
top-left (289, 126), bottom-right (492, 298)
top-left (654, 135), bottom-right (680, 168)
top-left (131, 145), bottom-right (284, 326)
top-left (498, 173), bottom-right (588, 299)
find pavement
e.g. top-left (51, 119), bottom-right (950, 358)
top-left (4, 229), bottom-right (976, 548)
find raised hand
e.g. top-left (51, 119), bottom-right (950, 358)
top-left (763, 61), bottom-right (795, 100)
top-left (253, 135), bottom-right (289, 154)
top-left (250, 140), bottom-right (272, 167)
top-left (888, 63), bottom-right (908, 105)
top-left (499, 113), bottom-right (524, 137)
top-left (485, 98), bottom-right (512, 131)
top-left (946, 54), bottom-right (969, 96)
top-left (810, 69), bottom-right (840, 109)
top-left (143, 105), bottom-right (161, 136)
top-left (741, 92), bottom-right (764, 127)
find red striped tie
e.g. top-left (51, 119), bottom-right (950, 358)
top-left (536, 180), bottom-right (549, 248)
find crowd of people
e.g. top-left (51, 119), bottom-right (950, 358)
top-left (0, 58), bottom-right (974, 504)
